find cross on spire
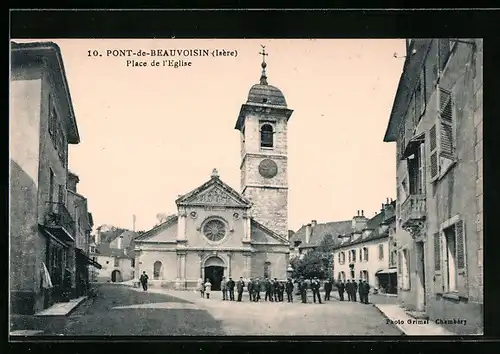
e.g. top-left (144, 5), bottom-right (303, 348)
top-left (259, 45), bottom-right (268, 85)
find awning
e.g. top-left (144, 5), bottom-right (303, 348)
top-left (401, 134), bottom-right (425, 160)
top-left (376, 268), bottom-right (397, 275)
top-left (75, 248), bottom-right (102, 269)
top-left (40, 227), bottom-right (70, 248)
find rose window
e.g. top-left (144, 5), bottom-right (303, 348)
top-left (203, 219), bottom-right (226, 242)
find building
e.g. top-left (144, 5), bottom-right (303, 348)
top-left (134, 51), bottom-right (292, 290)
top-left (10, 41), bottom-right (81, 314)
top-left (383, 39), bottom-right (483, 334)
top-left (94, 229), bottom-right (136, 283)
top-left (332, 201), bottom-right (397, 294)
top-left (66, 171), bottom-right (101, 296)
top-left (88, 236), bottom-right (98, 282)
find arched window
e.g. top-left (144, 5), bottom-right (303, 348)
top-left (153, 261), bottom-right (162, 280)
top-left (264, 261), bottom-right (271, 279)
top-left (260, 124), bottom-right (274, 148)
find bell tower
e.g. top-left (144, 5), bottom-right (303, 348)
top-left (234, 46), bottom-right (293, 240)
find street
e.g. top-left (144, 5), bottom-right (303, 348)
top-left (42, 284), bottom-right (224, 336)
top-left (39, 284), bottom-right (402, 336)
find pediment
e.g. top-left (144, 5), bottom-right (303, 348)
top-left (176, 177), bottom-right (251, 208)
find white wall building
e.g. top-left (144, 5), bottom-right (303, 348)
top-left (332, 201), bottom-right (397, 294)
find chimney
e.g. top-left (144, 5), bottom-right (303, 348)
top-left (95, 231), bottom-right (100, 245)
top-left (133, 215), bottom-right (136, 232)
top-left (305, 223), bottom-right (312, 244)
top-left (352, 210), bottom-right (368, 231)
top-left (117, 235), bottom-right (123, 249)
top-left (311, 220), bottom-right (317, 228)
top-left (67, 172), bottom-right (80, 193)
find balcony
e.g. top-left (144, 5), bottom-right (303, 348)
top-left (43, 201), bottom-right (76, 243)
top-left (400, 194), bottom-right (426, 232)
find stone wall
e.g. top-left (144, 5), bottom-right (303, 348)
top-left (10, 68), bottom-right (43, 315)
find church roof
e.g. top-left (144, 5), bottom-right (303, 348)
top-left (175, 169), bottom-right (252, 208)
top-left (247, 84), bottom-right (287, 107)
top-left (134, 214), bottom-right (178, 241)
top-left (251, 219), bottom-right (290, 245)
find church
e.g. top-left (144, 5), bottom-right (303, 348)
top-left (134, 49), bottom-right (294, 290)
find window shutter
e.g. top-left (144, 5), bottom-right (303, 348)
top-left (433, 232), bottom-right (441, 271)
top-left (439, 87), bottom-right (454, 160)
top-left (429, 124), bottom-right (440, 181)
top-left (397, 251), bottom-right (402, 275)
top-left (455, 220), bottom-right (468, 297)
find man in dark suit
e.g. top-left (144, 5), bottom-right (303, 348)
top-left (299, 277), bottom-right (307, 303)
top-left (346, 280), bottom-right (352, 301)
top-left (253, 277), bottom-right (261, 302)
top-left (227, 277), bottom-right (235, 301)
top-left (248, 278), bottom-right (254, 301)
top-left (337, 280), bottom-right (345, 301)
top-left (278, 281), bottom-right (285, 302)
top-left (285, 278), bottom-right (294, 303)
top-left (264, 277), bottom-right (273, 302)
top-left (352, 280), bottom-right (358, 302)
top-left (358, 279), bottom-right (364, 303)
top-left (311, 277), bottom-right (322, 304)
top-left (273, 278), bottom-right (280, 302)
top-left (237, 277), bottom-right (245, 302)
top-left (362, 280), bottom-right (371, 304)
top-left (324, 279), bottom-right (332, 301)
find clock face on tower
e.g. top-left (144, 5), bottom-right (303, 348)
top-left (259, 159), bottom-right (278, 179)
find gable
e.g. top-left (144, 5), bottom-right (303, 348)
top-left (177, 177), bottom-right (251, 208)
top-left (134, 215), bottom-right (178, 242)
top-left (251, 220), bottom-right (289, 245)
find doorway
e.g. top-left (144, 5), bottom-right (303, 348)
top-left (415, 241), bottom-right (426, 311)
top-left (204, 266), bottom-right (224, 291)
top-left (111, 270), bottom-right (122, 283)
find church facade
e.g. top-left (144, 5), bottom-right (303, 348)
top-left (134, 51), bottom-right (294, 290)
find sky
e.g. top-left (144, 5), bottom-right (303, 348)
top-left (15, 38), bottom-right (406, 233)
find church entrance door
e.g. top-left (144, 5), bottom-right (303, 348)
top-left (205, 266), bottom-right (224, 291)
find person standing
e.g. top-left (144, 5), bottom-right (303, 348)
top-left (324, 279), bottom-right (332, 301)
top-left (278, 281), bottom-right (285, 302)
top-left (221, 276), bottom-right (228, 301)
top-left (247, 278), bottom-right (254, 301)
top-left (358, 279), bottom-right (364, 303)
top-left (140, 271), bottom-right (149, 291)
top-left (337, 280), bottom-right (345, 301)
top-left (197, 278), bottom-right (205, 298)
top-left (227, 277), bottom-right (235, 301)
top-left (362, 280), bottom-right (371, 304)
top-left (237, 277), bottom-right (245, 302)
top-left (273, 278), bottom-right (280, 302)
top-left (253, 277), bottom-right (261, 302)
top-left (312, 277), bottom-right (322, 304)
top-left (264, 278), bottom-right (273, 302)
top-left (204, 279), bottom-right (212, 299)
top-left (285, 278), bottom-right (294, 303)
top-left (299, 278), bottom-right (307, 303)
top-left (346, 280), bottom-right (352, 301)
top-left (352, 280), bottom-right (358, 302)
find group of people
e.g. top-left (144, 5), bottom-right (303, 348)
top-left (197, 276), bottom-right (352, 304)
top-left (141, 271), bottom-right (370, 305)
top-left (336, 279), bottom-right (371, 304)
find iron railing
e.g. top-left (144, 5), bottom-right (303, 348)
top-left (44, 201), bottom-right (76, 239)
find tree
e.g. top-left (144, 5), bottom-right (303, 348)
top-left (290, 234), bottom-right (335, 280)
top-left (156, 213), bottom-right (169, 224)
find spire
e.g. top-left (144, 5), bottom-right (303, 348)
top-left (259, 45), bottom-right (268, 85)
top-left (211, 168), bottom-right (219, 179)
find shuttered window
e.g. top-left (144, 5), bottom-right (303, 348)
top-left (434, 232), bottom-right (441, 271)
top-left (397, 251), bottom-right (402, 275)
top-left (443, 219), bottom-right (468, 298)
top-left (429, 124), bottom-right (439, 181)
top-left (439, 88), bottom-right (454, 159)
